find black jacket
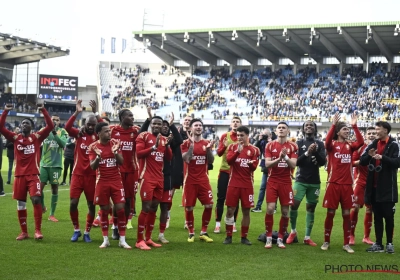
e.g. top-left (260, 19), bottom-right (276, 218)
top-left (64, 137), bottom-right (75, 160)
top-left (360, 137), bottom-right (400, 204)
top-left (254, 138), bottom-right (268, 174)
top-left (295, 137), bottom-right (326, 184)
top-left (6, 138), bottom-right (14, 159)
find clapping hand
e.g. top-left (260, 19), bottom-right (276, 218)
top-left (350, 111), bottom-right (358, 126)
top-left (206, 140), bottom-right (215, 149)
top-left (280, 147), bottom-right (287, 159)
top-left (332, 112), bottom-right (340, 125)
top-left (111, 139), bottom-right (121, 153)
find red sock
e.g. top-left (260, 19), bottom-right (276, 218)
top-left (17, 209), bottom-right (28, 233)
top-left (33, 204), bottom-right (42, 231)
top-left (364, 212), bottom-right (373, 238)
top-left (324, 212), bottom-right (335, 243)
top-left (350, 209), bottom-right (358, 236)
top-left (137, 211), bottom-right (148, 242)
top-left (117, 208), bottom-right (127, 237)
top-left (70, 210), bottom-right (80, 230)
top-left (185, 210), bottom-right (194, 234)
top-left (85, 213), bottom-right (94, 233)
top-left (100, 209), bottom-right (109, 237)
top-left (343, 214), bottom-right (351, 245)
top-left (241, 226), bottom-right (249, 238)
top-left (201, 208), bottom-right (212, 233)
top-left (265, 213), bottom-right (273, 237)
top-left (278, 216), bottom-right (289, 239)
top-left (226, 224), bottom-right (233, 237)
top-left (160, 223), bottom-right (166, 234)
top-left (145, 211), bottom-right (156, 241)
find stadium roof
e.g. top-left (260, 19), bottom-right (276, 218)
top-left (0, 32), bottom-right (70, 65)
top-left (133, 21), bottom-right (400, 66)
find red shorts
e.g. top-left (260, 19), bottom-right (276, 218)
top-left (70, 174), bottom-right (96, 201)
top-left (161, 189), bottom-right (173, 203)
top-left (323, 183), bottom-right (354, 209)
top-left (94, 182), bottom-right (125, 206)
top-left (226, 186), bottom-right (254, 208)
top-left (140, 179), bottom-right (163, 201)
top-left (353, 183), bottom-right (366, 207)
top-left (183, 182), bottom-right (213, 207)
top-left (121, 172), bottom-right (135, 199)
top-left (13, 175), bottom-right (41, 201)
top-left (266, 181), bottom-right (293, 206)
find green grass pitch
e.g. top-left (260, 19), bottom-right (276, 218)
top-left (0, 154), bottom-right (399, 280)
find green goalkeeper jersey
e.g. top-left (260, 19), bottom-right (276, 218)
top-left (40, 127), bottom-right (68, 168)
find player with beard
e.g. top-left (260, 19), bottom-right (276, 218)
top-left (264, 122), bottom-right (298, 249)
top-left (321, 112), bottom-right (363, 253)
top-left (223, 126), bottom-right (259, 245)
top-left (0, 104), bottom-right (53, 240)
top-left (135, 116), bottom-right (172, 250)
top-left (349, 127), bottom-right (376, 245)
top-left (286, 121), bottom-right (326, 246)
top-left (65, 100), bottom-right (102, 243)
top-left (89, 122), bottom-right (131, 249)
top-left (108, 109), bottom-right (140, 239)
top-left (214, 117), bottom-right (241, 234)
top-left (181, 118), bottom-right (215, 243)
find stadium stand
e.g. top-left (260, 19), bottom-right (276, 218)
top-left (99, 62), bottom-right (400, 124)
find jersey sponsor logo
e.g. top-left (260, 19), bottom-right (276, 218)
top-left (80, 143), bottom-right (89, 154)
top-left (235, 157), bottom-right (251, 168)
top-left (272, 149), bottom-right (277, 152)
top-left (277, 159), bottom-right (288, 168)
top-left (151, 151), bottom-right (165, 161)
top-left (100, 158), bottom-right (117, 167)
top-left (192, 155), bottom-right (206, 165)
top-left (44, 139), bottom-right (60, 148)
top-left (17, 144), bottom-right (35, 154)
top-left (334, 152), bottom-right (351, 163)
top-left (121, 141), bottom-right (133, 151)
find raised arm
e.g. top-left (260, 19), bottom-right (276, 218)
top-left (65, 100), bottom-right (84, 138)
top-left (36, 106), bottom-right (54, 141)
top-left (0, 107), bottom-right (16, 142)
top-left (325, 112), bottom-right (340, 151)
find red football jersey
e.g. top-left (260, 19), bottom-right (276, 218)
top-left (325, 124), bottom-right (364, 185)
top-left (181, 139), bottom-right (211, 185)
top-left (352, 143), bottom-right (368, 187)
top-left (227, 143), bottom-right (260, 188)
top-left (265, 140), bottom-right (298, 184)
top-left (0, 109), bottom-right (53, 176)
top-left (110, 125), bottom-right (140, 173)
top-left (136, 132), bottom-right (172, 181)
top-left (88, 140), bottom-right (122, 181)
top-left (65, 115), bottom-right (98, 176)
